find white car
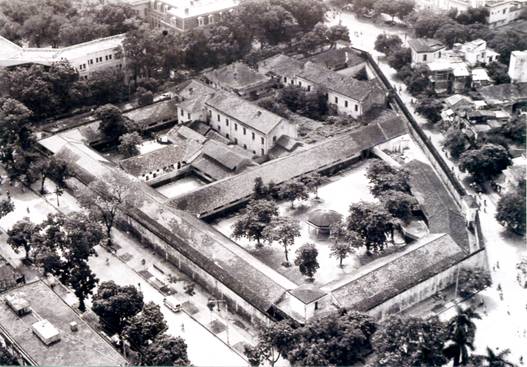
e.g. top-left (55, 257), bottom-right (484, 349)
top-left (164, 296), bottom-right (182, 313)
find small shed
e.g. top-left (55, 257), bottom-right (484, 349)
top-left (306, 209), bottom-right (342, 236)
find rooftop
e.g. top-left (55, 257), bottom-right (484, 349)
top-left (329, 233), bottom-right (465, 311)
top-left (257, 54), bottom-right (305, 77)
top-left (203, 62), bottom-right (271, 91)
top-left (164, 0), bottom-right (239, 18)
top-left (0, 280), bottom-right (127, 366)
top-left (201, 140), bottom-right (253, 171)
top-left (408, 38), bottom-right (446, 53)
top-left (171, 112), bottom-right (407, 216)
top-left (205, 93), bottom-right (289, 135)
top-left (478, 83), bottom-right (527, 104)
top-left (298, 61), bottom-right (383, 102)
top-left (306, 47), bottom-right (366, 70)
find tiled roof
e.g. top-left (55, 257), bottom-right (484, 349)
top-left (205, 93), bottom-right (289, 135)
top-left (120, 143), bottom-right (201, 176)
top-left (257, 54), bottom-right (305, 77)
top-left (289, 284), bottom-right (327, 304)
top-left (203, 62), bottom-right (271, 91)
top-left (298, 61), bottom-right (383, 102)
top-left (408, 38), bottom-right (446, 53)
top-left (307, 47), bottom-right (366, 70)
top-left (329, 233), bottom-right (465, 311)
top-left (478, 83), bottom-right (527, 104)
top-left (202, 140), bottom-right (252, 171)
top-left (404, 160), bottom-right (470, 251)
top-left (170, 113), bottom-right (407, 216)
top-left (167, 125), bottom-right (208, 144)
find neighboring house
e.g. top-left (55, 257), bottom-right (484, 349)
top-left (257, 54), bottom-right (305, 85)
top-left (202, 62), bottom-right (273, 97)
top-left (0, 34), bottom-right (125, 79)
top-left (471, 68), bottom-right (493, 88)
top-left (486, 0), bottom-right (526, 27)
top-left (133, 0), bottom-right (239, 32)
top-left (307, 47), bottom-right (367, 74)
top-left (175, 80), bottom-right (216, 123)
top-left (120, 142), bottom-right (202, 181)
top-left (0, 280), bottom-right (127, 366)
top-left (478, 83), bottom-right (527, 111)
top-left (408, 38), bottom-right (447, 66)
top-left (414, 0), bottom-right (485, 12)
top-left (457, 39), bottom-right (499, 66)
top-left (509, 50), bottom-right (527, 83)
top-left (205, 93), bottom-right (297, 155)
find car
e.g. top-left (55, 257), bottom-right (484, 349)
top-left (164, 296), bottom-right (182, 313)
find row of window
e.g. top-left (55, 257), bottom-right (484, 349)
top-left (333, 96), bottom-right (359, 111)
top-left (215, 113), bottom-right (265, 144)
top-left (78, 54), bottom-right (116, 71)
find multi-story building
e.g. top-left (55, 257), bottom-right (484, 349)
top-left (0, 34), bottom-right (125, 79)
top-left (126, 0), bottom-right (239, 32)
top-left (457, 39), bottom-right (499, 66)
top-left (408, 38), bottom-right (447, 66)
top-left (486, 0), bottom-right (527, 27)
top-left (414, 0), bottom-right (485, 11)
top-left (508, 50), bottom-right (527, 83)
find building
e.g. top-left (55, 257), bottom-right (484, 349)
top-left (205, 93), bottom-right (297, 155)
top-left (257, 54), bottom-right (305, 84)
top-left (457, 39), bottom-right (499, 67)
top-left (509, 50), bottom-right (527, 83)
top-left (136, 0), bottom-right (239, 31)
top-left (0, 34), bottom-right (125, 79)
top-left (408, 38), bottom-right (447, 66)
top-left (414, 0), bottom-right (485, 12)
top-left (486, 0), bottom-right (527, 27)
top-left (306, 47), bottom-right (367, 73)
top-left (175, 80), bottom-right (217, 123)
top-left (0, 280), bottom-right (127, 366)
top-left (203, 62), bottom-right (273, 98)
top-left (471, 67), bottom-right (493, 88)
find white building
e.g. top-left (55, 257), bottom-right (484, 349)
top-left (414, 0), bottom-right (485, 11)
top-left (508, 50), bottom-right (527, 83)
top-left (408, 38), bottom-right (447, 66)
top-left (486, 0), bottom-right (527, 27)
top-left (457, 39), bottom-right (499, 67)
top-left (0, 34), bottom-right (125, 79)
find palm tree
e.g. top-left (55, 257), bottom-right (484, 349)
top-left (479, 347), bottom-right (515, 367)
top-left (445, 307), bottom-right (482, 365)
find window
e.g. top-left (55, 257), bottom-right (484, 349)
top-left (438, 51), bottom-right (441, 59)
top-left (307, 85), bottom-right (311, 92)
top-left (187, 113), bottom-right (191, 119)
top-left (105, 55), bottom-right (109, 61)
top-left (261, 149), bottom-right (264, 155)
top-left (345, 100), bottom-right (348, 108)
top-left (261, 137), bottom-right (264, 145)
top-left (284, 77), bottom-right (287, 83)
top-left (252, 132), bottom-right (255, 140)
top-left (315, 302), bottom-right (319, 310)
top-left (243, 127), bottom-right (246, 135)
top-left (423, 54), bottom-right (427, 61)
top-left (226, 133), bottom-right (230, 139)
top-left (181, 109), bottom-right (184, 116)
top-left (218, 126), bottom-right (221, 131)
top-left (217, 114), bottom-right (221, 122)
top-left (243, 144), bottom-right (247, 149)
top-left (88, 59), bottom-right (93, 65)
top-left (273, 136), bottom-right (277, 143)
top-left (335, 96), bottom-right (338, 104)
top-left (226, 119), bottom-right (229, 126)
top-left (355, 104), bottom-right (358, 112)
top-left (234, 138), bottom-right (238, 144)
top-left (298, 81), bottom-right (302, 87)
top-left (291, 80), bottom-right (294, 85)
top-left (198, 16), bottom-right (204, 26)
top-left (234, 123), bottom-right (238, 131)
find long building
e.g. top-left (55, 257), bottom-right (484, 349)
top-left (0, 34), bottom-right (125, 79)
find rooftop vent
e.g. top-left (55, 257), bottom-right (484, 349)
top-left (5, 295), bottom-right (31, 316)
top-left (69, 321), bottom-right (79, 332)
top-left (32, 319), bottom-right (61, 345)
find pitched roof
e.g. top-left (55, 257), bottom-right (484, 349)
top-left (166, 125), bottom-right (208, 144)
top-left (289, 284), bottom-right (327, 304)
top-left (329, 233), bottom-right (465, 311)
top-left (205, 93), bottom-right (289, 135)
top-left (307, 47), bottom-right (366, 70)
top-left (170, 113), bottom-right (407, 216)
top-left (478, 83), bottom-right (527, 105)
top-left (202, 140), bottom-right (252, 171)
top-left (298, 61), bottom-right (383, 102)
top-left (203, 62), bottom-right (270, 91)
top-left (404, 160), bottom-right (470, 251)
top-left (408, 38), bottom-right (446, 53)
top-left (120, 143), bottom-right (201, 176)
top-left (257, 54), bottom-right (305, 77)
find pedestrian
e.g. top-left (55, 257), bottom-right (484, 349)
top-left (26, 207), bottom-right (30, 214)
top-left (484, 199), bottom-right (487, 205)
top-left (520, 356), bottom-right (523, 365)
top-left (181, 322), bottom-right (185, 332)
top-left (497, 261), bottom-right (500, 269)
top-left (105, 258), bottom-right (110, 265)
top-left (141, 258), bottom-right (146, 266)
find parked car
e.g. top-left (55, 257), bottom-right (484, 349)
top-left (164, 296), bottom-right (182, 313)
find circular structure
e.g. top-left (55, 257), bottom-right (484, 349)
top-left (306, 209), bottom-right (342, 235)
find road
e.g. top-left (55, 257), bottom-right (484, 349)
top-left (328, 9), bottom-right (527, 363)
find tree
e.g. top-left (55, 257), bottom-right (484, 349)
top-left (326, 24), bottom-right (350, 48)
top-left (78, 174), bottom-right (142, 246)
top-left (486, 61), bottom-right (511, 84)
top-left (405, 64), bottom-right (433, 96)
top-left (416, 97), bottom-right (443, 123)
top-left (329, 226), bottom-right (361, 267)
top-left (91, 3), bottom-right (143, 35)
top-left (444, 307), bottom-right (481, 366)
top-left (263, 216), bottom-right (301, 266)
top-left (245, 321), bottom-right (295, 367)
top-left (279, 180), bottom-right (309, 208)
top-left (434, 22), bottom-right (468, 48)
top-left (7, 218), bottom-right (37, 261)
top-left (294, 243), bottom-right (319, 280)
top-left (142, 335), bottom-right (190, 366)
top-left (496, 185), bottom-right (526, 235)
top-left (95, 104), bottom-right (129, 142)
top-left (487, 29), bottom-right (527, 64)
top-left (456, 7), bottom-right (489, 25)
top-left (366, 159), bottom-right (411, 196)
top-left (300, 172), bottom-right (327, 199)
top-left (232, 199), bottom-right (279, 246)
top-left (375, 34), bottom-right (403, 55)
top-left (32, 156), bottom-right (70, 194)
top-left (444, 128), bottom-right (469, 159)
top-left (118, 132), bottom-right (143, 158)
top-left (459, 144), bottom-right (512, 183)
top-left (124, 302), bottom-right (168, 357)
top-left (347, 202), bottom-right (396, 253)
top-left (378, 190), bottom-right (418, 222)
top-left (372, 315), bottom-right (448, 367)
top-left (374, 0), bottom-right (400, 21)
top-left (67, 261), bottom-right (98, 312)
top-left (272, 0), bottom-right (326, 31)
top-left (477, 347), bottom-right (515, 367)
top-left (254, 5), bottom-right (297, 46)
top-left (387, 47), bottom-right (411, 70)
top-left (0, 195), bottom-right (14, 219)
top-left (414, 13), bottom-right (453, 38)
top-left (395, 0), bottom-right (415, 19)
top-left (137, 87), bottom-right (154, 106)
top-left (353, 0), bottom-right (377, 16)
top-left (0, 343), bottom-right (18, 366)
top-left (288, 310), bottom-right (377, 366)
top-left (458, 267), bottom-right (492, 298)
top-left (92, 281), bottom-right (144, 336)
